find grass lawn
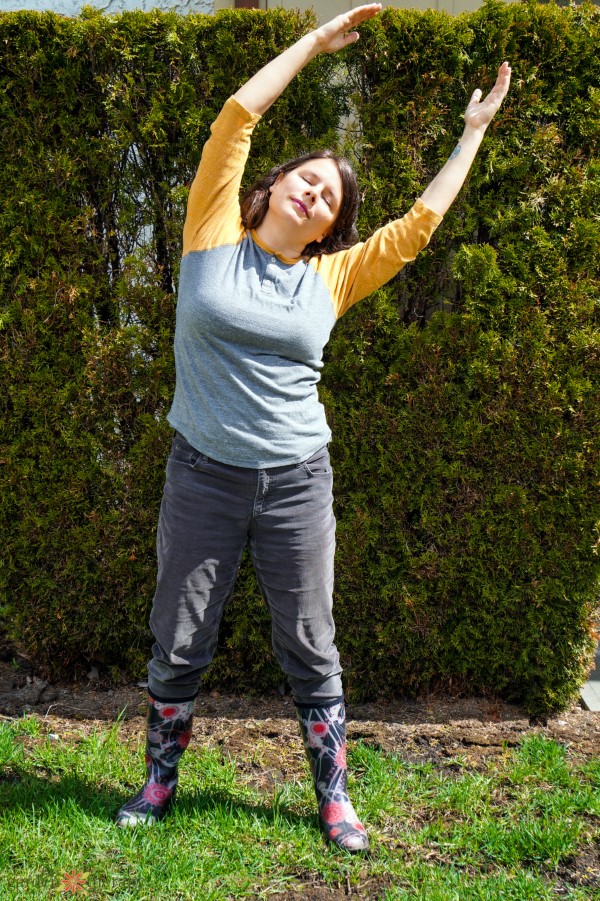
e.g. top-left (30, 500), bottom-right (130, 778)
top-left (0, 713), bottom-right (599, 900)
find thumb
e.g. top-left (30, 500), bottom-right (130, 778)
top-left (468, 88), bottom-right (483, 105)
top-left (342, 30), bottom-right (360, 46)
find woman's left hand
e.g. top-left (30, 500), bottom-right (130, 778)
top-left (463, 61), bottom-right (512, 132)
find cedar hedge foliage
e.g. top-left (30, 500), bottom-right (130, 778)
top-left (0, 2), bottom-right (598, 714)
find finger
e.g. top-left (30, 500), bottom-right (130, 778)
top-left (499, 62), bottom-right (512, 95)
top-left (349, 3), bottom-right (383, 16)
top-left (493, 62), bottom-right (511, 92)
top-left (345, 3), bottom-right (382, 26)
top-left (472, 63), bottom-right (511, 107)
top-left (495, 81), bottom-right (510, 103)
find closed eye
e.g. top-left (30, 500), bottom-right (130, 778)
top-left (303, 175), bottom-right (334, 209)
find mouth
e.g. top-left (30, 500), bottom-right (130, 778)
top-left (291, 197), bottom-right (309, 218)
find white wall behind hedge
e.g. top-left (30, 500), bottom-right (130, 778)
top-left (0, 0), bottom-right (213, 15)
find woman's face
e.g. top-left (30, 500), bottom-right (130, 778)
top-left (267, 158), bottom-right (343, 248)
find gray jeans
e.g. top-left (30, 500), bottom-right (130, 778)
top-left (147, 432), bottom-right (342, 704)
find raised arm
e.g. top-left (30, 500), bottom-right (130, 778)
top-left (233, 4), bottom-right (382, 117)
top-left (419, 62), bottom-right (512, 218)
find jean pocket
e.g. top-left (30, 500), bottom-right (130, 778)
top-left (170, 432), bottom-right (206, 469)
top-left (302, 446), bottom-right (332, 477)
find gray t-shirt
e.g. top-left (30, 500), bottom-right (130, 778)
top-left (168, 97), bottom-right (442, 468)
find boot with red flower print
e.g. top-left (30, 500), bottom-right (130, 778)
top-left (115, 694), bottom-right (195, 827)
top-left (296, 698), bottom-right (369, 853)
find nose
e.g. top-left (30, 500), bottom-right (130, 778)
top-left (303, 186), bottom-right (317, 205)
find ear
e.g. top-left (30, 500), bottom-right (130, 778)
top-left (269, 173), bottom-right (283, 194)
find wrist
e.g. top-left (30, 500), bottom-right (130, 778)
top-left (461, 122), bottom-right (487, 145)
top-left (303, 29), bottom-right (324, 60)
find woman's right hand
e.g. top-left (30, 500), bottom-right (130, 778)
top-left (233, 3), bottom-right (381, 116)
top-left (313, 4), bottom-right (382, 55)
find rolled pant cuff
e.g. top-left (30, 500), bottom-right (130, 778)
top-left (148, 686), bottom-right (199, 703)
top-left (294, 695), bottom-right (344, 709)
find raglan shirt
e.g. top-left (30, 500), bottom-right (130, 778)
top-left (168, 97), bottom-right (443, 468)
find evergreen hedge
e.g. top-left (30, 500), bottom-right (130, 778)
top-left (1, 1), bottom-right (598, 714)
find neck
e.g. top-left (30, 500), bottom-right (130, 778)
top-left (254, 219), bottom-right (305, 259)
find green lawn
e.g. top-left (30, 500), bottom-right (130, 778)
top-left (0, 715), bottom-right (598, 899)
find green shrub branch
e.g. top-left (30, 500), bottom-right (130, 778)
top-left (1, 2), bottom-right (598, 714)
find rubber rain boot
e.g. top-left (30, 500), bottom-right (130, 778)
top-left (296, 698), bottom-right (369, 852)
top-left (116, 694), bottom-right (194, 827)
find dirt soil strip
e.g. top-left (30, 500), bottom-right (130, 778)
top-left (1, 653), bottom-right (599, 763)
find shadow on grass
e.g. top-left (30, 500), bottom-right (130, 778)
top-left (0, 766), bottom-right (317, 833)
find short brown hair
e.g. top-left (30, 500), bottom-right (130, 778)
top-left (241, 150), bottom-right (360, 257)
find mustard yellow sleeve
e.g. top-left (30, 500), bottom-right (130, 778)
top-left (314, 200), bottom-right (443, 318)
top-left (182, 97), bottom-right (262, 256)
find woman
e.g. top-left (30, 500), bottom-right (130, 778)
top-left (116, 4), bottom-right (511, 852)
